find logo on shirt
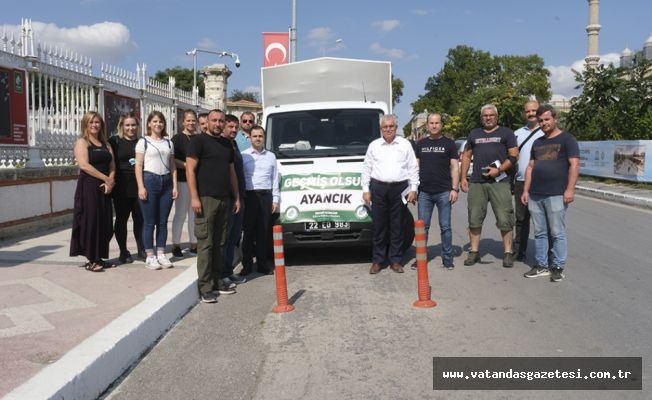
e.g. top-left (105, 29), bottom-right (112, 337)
top-left (475, 137), bottom-right (503, 144)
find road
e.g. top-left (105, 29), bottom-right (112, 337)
top-left (103, 193), bottom-right (652, 400)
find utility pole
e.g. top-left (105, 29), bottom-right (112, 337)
top-left (290, 0), bottom-right (297, 62)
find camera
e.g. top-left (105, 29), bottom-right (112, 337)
top-left (235, 60), bottom-right (240, 68)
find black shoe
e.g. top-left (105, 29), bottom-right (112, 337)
top-left (188, 246), bottom-right (198, 255)
top-left (136, 251), bottom-right (147, 261)
top-left (119, 252), bottom-right (133, 264)
top-left (172, 247), bottom-right (183, 258)
top-left (201, 292), bottom-right (218, 303)
top-left (515, 253), bottom-right (526, 262)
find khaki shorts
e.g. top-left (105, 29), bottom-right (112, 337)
top-left (467, 182), bottom-right (515, 231)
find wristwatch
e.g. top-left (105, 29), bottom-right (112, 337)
top-left (452, 187), bottom-right (460, 192)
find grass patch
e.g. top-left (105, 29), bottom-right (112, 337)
top-left (579, 175), bottom-right (652, 190)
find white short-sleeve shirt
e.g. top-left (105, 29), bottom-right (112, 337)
top-left (135, 136), bottom-right (174, 175)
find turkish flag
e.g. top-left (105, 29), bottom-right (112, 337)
top-left (263, 32), bottom-right (290, 67)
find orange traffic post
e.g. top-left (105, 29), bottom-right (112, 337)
top-left (272, 225), bottom-right (295, 313)
top-left (413, 219), bottom-right (437, 308)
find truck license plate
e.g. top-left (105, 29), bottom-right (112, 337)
top-left (304, 221), bottom-right (350, 231)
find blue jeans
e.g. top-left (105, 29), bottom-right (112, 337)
top-left (417, 190), bottom-right (453, 266)
top-left (224, 200), bottom-right (244, 277)
top-left (139, 172), bottom-right (173, 251)
top-left (528, 194), bottom-right (568, 269)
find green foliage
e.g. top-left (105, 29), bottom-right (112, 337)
top-left (391, 74), bottom-right (404, 109)
top-left (565, 60), bottom-right (652, 140)
top-left (412, 45), bottom-right (551, 135)
top-left (229, 89), bottom-right (260, 103)
top-left (153, 67), bottom-right (204, 97)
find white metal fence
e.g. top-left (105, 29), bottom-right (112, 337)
top-left (0, 19), bottom-right (214, 168)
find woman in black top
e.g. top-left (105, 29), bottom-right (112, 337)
top-left (109, 112), bottom-right (145, 263)
top-left (70, 111), bottom-right (116, 271)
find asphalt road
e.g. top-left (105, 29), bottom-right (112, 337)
top-left (104, 193), bottom-right (652, 400)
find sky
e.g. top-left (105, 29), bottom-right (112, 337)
top-left (3, 0), bottom-right (652, 125)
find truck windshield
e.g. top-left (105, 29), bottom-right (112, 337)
top-left (266, 109), bottom-right (382, 158)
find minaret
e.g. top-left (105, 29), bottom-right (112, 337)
top-left (585, 0), bottom-right (601, 69)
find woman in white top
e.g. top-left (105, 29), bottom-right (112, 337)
top-left (135, 111), bottom-right (178, 270)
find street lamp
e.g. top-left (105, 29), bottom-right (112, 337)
top-left (185, 48), bottom-right (241, 98)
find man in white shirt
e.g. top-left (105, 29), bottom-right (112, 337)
top-left (240, 125), bottom-right (280, 275)
top-left (513, 100), bottom-right (543, 262)
top-left (362, 114), bottom-right (419, 274)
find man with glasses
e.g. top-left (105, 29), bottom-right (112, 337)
top-left (236, 112), bottom-right (255, 151)
top-left (362, 114), bottom-right (419, 274)
top-left (460, 104), bottom-right (518, 268)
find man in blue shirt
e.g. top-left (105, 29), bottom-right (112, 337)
top-left (221, 114), bottom-right (247, 287)
top-left (240, 125), bottom-right (280, 276)
top-left (235, 112), bottom-right (254, 151)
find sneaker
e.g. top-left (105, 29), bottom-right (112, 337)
top-left (200, 292), bottom-right (217, 303)
top-left (524, 266), bottom-right (550, 278)
top-left (145, 256), bottom-right (162, 270)
top-left (217, 280), bottom-right (236, 295)
top-left (222, 277), bottom-right (237, 289)
top-left (444, 264), bottom-right (455, 270)
top-left (502, 252), bottom-right (514, 268)
top-left (411, 261), bottom-right (418, 270)
top-left (464, 251), bottom-right (480, 266)
top-left (188, 246), bottom-right (198, 255)
top-left (157, 254), bottom-right (174, 268)
top-left (229, 274), bottom-right (247, 284)
top-left (172, 247), bottom-right (183, 258)
top-left (550, 268), bottom-right (565, 282)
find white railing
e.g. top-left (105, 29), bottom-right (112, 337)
top-left (0, 19), bottom-right (216, 168)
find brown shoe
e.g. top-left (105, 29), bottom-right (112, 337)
top-left (390, 263), bottom-right (404, 273)
top-left (370, 263), bottom-right (382, 274)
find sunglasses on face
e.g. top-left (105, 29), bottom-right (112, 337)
top-left (241, 119), bottom-right (254, 123)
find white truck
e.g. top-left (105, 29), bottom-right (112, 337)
top-left (261, 57), bottom-right (392, 248)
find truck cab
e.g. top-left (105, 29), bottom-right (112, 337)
top-left (261, 58), bottom-right (391, 248)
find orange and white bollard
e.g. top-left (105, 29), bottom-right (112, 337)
top-left (272, 225), bottom-right (295, 313)
top-left (413, 219), bottom-right (437, 308)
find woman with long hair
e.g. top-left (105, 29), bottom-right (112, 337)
top-left (109, 112), bottom-right (145, 263)
top-left (135, 111), bottom-right (178, 270)
top-left (70, 111), bottom-right (116, 271)
top-left (171, 109), bottom-right (198, 257)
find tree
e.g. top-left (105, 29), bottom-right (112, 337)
top-left (564, 60), bottom-right (652, 140)
top-left (411, 45), bottom-right (551, 135)
top-left (391, 74), bottom-right (404, 109)
top-left (153, 67), bottom-right (204, 97)
top-left (229, 89), bottom-right (260, 103)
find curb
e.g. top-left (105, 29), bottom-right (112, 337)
top-left (575, 185), bottom-right (652, 210)
top-left (3, 266), bottom-right (199, 400)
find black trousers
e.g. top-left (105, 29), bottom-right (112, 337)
top-left (242, 190), bottom-right (272, 273)
top-left (371, 180), bottom-right (407, 264)
top-left (513, 180), bottom-right (529, 257)
top-left (112, 196), bottom-right (144, 255)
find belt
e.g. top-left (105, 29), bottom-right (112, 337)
top-left (371, 178), bottom-right (407, 187)
top-left (246, 189), bottom-right (271, 194)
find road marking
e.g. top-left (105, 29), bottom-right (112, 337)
top-left (0, 277), bottom-right (95, 338)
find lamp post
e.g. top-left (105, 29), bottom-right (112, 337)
top-left (185, 48), bottom-right (241, 98)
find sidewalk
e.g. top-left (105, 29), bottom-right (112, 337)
top-left (0, 219), bottom-right (199, 400)
top-left (1, 180), bottom-right (650, 400)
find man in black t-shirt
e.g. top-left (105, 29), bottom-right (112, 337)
top-left (521, 104), bottom-right (579, 282)
top-left (416, 113), bottom-right (459, 269)
top-left (460, 104), bottom-right (519, 268)
top-left (186, 109), bottom-right (241, 303)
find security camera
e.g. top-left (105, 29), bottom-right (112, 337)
top-left (235, 57), bottom-right (241, 68)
